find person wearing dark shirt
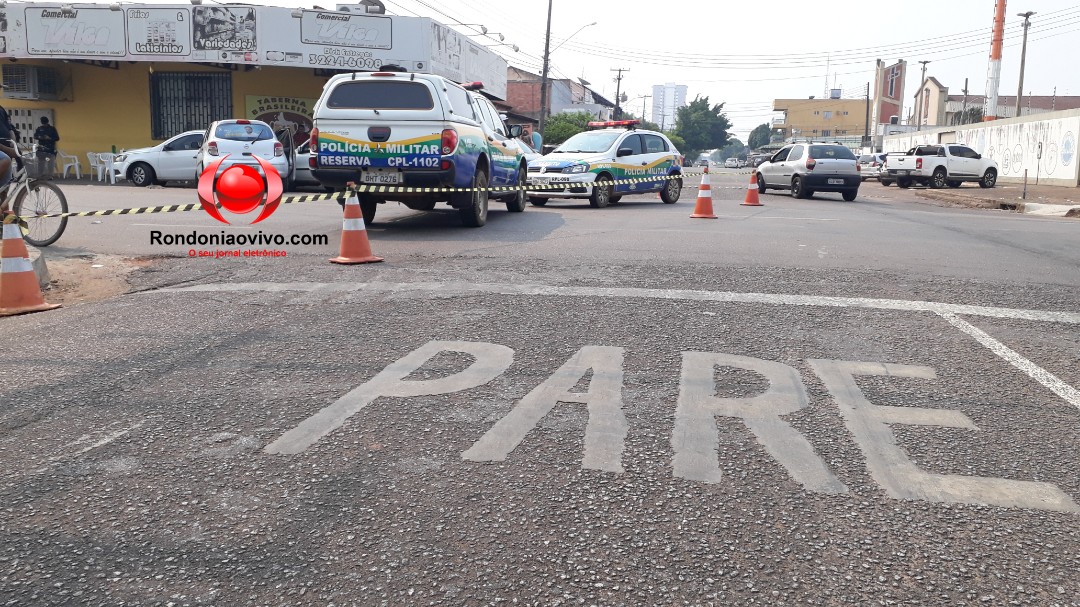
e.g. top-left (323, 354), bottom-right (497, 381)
top-left (34, 116), bottom-right (60, 179)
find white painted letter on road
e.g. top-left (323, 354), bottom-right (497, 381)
top-left (462, 346), bottom-right (628, 473)
top-left (673, 352), bottom-right (848, 494)
top-left (265, 341), bottom-right (514, 455)
top-left (808, 359), bottom-right (1079, 513)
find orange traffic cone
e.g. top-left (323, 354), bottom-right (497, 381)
top-left (0, 212), bottom-right (61, 316)
top-left (741, 173), bottom-right (763, 207)
top-left (690, 166), bottom-right (717, 219)
top-left (329, 192), bottom-right (383, 265)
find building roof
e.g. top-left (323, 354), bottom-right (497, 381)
top-left (917, 76), bottom-right (948, 93)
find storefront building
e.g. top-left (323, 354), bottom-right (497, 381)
top-left (0, 2), bottom-right (507, 168)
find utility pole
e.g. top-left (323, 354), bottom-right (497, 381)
top-left (537, 0), bottom-right (553, 140)
top-left (961, 78), bottom-right (969, 124)
top-left (1015, 10), bottom-right (1036, 118)
top-left (915, 60), bottom-right (930, 131)
top-left (641, 94), bottom-right (651, 122)
top-left (863, 82), bottom-right (870, 148)
top-left (610, 68), bottom-right (628, 119)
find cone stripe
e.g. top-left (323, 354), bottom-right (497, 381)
top-left (343, 218), bottom-right (366, 231)
top-left (2, 224), bottom-right (19, 238)
top-left (748, 183), bottom-right (758, 190)
top-left (1, 257), bottom-right (33, 273)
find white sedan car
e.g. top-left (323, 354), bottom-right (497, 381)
top-left (113, 130), bottom-right (204, 187)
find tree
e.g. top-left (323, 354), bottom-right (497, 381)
top-left (673, 96), bottom-right (732, 160)
top-left (542, 111), bottom-right (595, 146)
top-left (718, 138), bottom-right (746, 160)
top-left (953, 106), bottom-right (984, 125)
top-left (748, 123), bottom-right (773, 150)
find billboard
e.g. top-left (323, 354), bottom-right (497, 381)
top-left (2, 4), bottom-right (508, 98)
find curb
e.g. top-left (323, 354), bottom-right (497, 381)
top-left (915, 190), bottom-right (1080, 217)
top-left (914, 190), bottom-right (1002, 209)
top-left (26, 244), bottom-right (51, 289)
top-left (1019, 202), bottom-right (1080, 218)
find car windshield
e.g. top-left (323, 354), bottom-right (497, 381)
top-left (809, 145), bottom-right (857, 160)
top-left (215, 122), bottom-right (273, 142)
top-left (554, 131), bottom-right (621, 153)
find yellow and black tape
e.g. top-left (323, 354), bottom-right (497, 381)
top-left (19, 172), bottom-right (746, 221)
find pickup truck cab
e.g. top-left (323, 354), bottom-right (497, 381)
top-left (310, 72), bottom-right (527, 227)
top-left (886, 144), bottom-right (998, 189)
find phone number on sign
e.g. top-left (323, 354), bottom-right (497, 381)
top-left (308, 54), bottom-right (383, 68)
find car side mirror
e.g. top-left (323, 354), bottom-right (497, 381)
top-left (616, 147), bottom-right (634, 157)
top-left (975, 153), bottom-right (981, 159)
top-left (162, 145), bottom-right (174, 152)
top-left (508, 124), bottom-right (523, 138)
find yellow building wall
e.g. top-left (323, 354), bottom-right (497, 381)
top-left (773, 99), bottom-right (867, 138)
top-left (1, 60), bottom-right (328, 168)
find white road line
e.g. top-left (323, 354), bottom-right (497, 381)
top-left (157, 281), bottom-right (1080, 325)
top-left (937, 312), bottom-right (1080, 411)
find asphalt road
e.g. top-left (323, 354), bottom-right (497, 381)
top-left (2, 171), bottom-right (1079, 606)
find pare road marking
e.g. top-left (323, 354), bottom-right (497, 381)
top-left (262, 340), bottom-right (1079, 514)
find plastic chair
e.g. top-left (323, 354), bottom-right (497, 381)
top-left (97, 153), bottom-right (117, 184)
top-left (87, 152), bottom-right (104, 181)
top-left (59, 151), bottom-right (81, 179)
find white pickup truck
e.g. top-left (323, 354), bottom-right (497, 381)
top-left (886, 144), bottom-right (998, 189)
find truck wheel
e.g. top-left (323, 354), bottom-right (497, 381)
top-left (506, 165), bottom-right (528, 213)
top-left (660, 176), bottom-right (682, 204)
top-left (791, 176), bottom-right (809, 199)
top-left (930, 167), bottom-right (948, 189)
top-left (590, 174), bottom-right (613, 208)
top-left (897, 177), bottom-right (912, 188)
top-left (459, 168), bottom-right (489, 227)
top-left (979, 169), bottom-right (997, 188)
top-left (529, 196), bottom-right (548, 207)
top-left (360, 196), bottom-right (377, 225)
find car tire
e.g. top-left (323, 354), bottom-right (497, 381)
top-left (757, 173), bottom-right (767, 195)
top-left (529, 196), bottom-right (548, 207)
top-left (897, 176), bottom-right (912, 188)
top-left (979, 169), bottom-right (997, 188)
top-left (842, 190), bottom-right (858, 202)
top-left (589, 174), bottom-right (613, 208)
top-left (506, 165), bottom-right (527, 213)
top-left (880, 179), bottom-right (893, 186)
top-left (660, 175), bottom-right (682, 204)
top-left (791, 176), bottom-right (809, 199)
top-left (609, 195), bottom-right (623, 204)
top-left (930, 167), bottom-right (948, 189)
top-left (459, 168), bottom-right (489, 227)
top-left (359, 195), bottom-right (377, 226)
top-left (128, 162), bottom-right (156, 187)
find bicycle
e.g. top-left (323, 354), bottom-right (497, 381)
top-left (0, 138), bottom-right (68, 247)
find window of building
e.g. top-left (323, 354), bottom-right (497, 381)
top-left (821, 130), bottom-right (831, 137)
top-left (1, 65), bottom-right (63, 100)
top-left (814, 111), bottom-right (820, 115)
top-left (843, 111), bottom-right (849, 115)
top-left (823, 111), bottom-right (832, 119)
top-left (150, 72), bottom-right (233, 140)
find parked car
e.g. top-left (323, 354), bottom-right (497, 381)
top-left (724, 158), bottom-right (739, 168)
top-left (695, 158), bottom-right (710, 167)
top-left (196, 119), bottom-right (290, 187)
top-left (113, 130), bottom-right (204, 187)
top-left (292, 140), bottom-right (327, 190)
top-left (525, 119), bottom-right (683, 208)
top-left (858, 153), bottom-right (887, 181)
top-left (886, 144), bottom-right (998, 189)
top-left (755, 142), bottom-right (860, 201)
top-left (507, 137), bottom-right (542, 164)
top-left (737, 159), bottom-right (747, 168)
top-left (310, 72), bottom-right (526, 227)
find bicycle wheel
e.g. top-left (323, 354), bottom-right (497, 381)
top-left (13, 180), bottom-right (68, 247)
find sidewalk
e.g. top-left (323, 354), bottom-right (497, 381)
top-left (908, 181), bottom-right (1080, 218)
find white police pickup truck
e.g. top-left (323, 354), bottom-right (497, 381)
top-left (886, 144), bottom-right (998, 189)
top-left (310, 72), bottom-right (527, 227)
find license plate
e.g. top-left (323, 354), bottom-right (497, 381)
top-left (361, 170), bottom-right (402, 185)
top-left (828, 178), bottom-right (845, 185)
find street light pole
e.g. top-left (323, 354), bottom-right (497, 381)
top-left (537, 0), bottom-right (553, 141)
top-left (641, 95), bottom-right (650, 122)
top-left (1015, 11), bottom-right (1036, 118)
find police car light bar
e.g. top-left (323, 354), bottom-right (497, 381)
top-left (587, 120), bottom-right (640, 129)
top-left (461, 82), bottom-right (485, 91)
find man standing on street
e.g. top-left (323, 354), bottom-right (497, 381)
top-left (34, 116), bottom-right (60, 179)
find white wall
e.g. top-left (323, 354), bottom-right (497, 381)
top-left (883, 108), bottom-right (1080, 186)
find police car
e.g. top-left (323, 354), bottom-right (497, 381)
top-left (526, 120), bottom-right (683, 208)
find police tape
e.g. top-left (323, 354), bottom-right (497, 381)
top-left (19, 173), bottom-right (748, 220)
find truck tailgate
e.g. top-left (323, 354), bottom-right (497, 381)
top-left (316, 118), bottom-right (445, 170)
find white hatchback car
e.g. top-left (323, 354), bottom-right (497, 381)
top-left (196, 119), bottom-right (289, 184)
top-left (113, 130), bottom-right (204, 187)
